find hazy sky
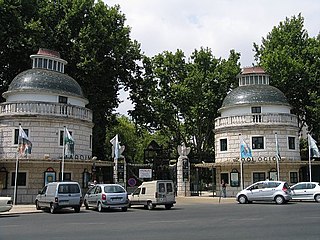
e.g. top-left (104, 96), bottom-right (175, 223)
top-left (105, 0), bottom-right (320, 115)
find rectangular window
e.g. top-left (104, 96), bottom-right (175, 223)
top-left (90, 135), bottom-right (92, 149)
top-left (220, 139), bottom-right (227, 151)
top-left (59, 172), bottom-right (71, 181)
top-left (38, 58), bottom-right (43, 68)
top-left (34, 58), bottom-right (38, 68)
top-left (53, 60), bottom-right (57, 71)
top-left (14, 128), bottom-right (29, 144)
top-left (220, 173), bottom-right (229, 185)
top-left (251, 106), bottom-right (261, 113)
top-left (290, 172), bottom-right (298, 184)
top-left (58, 96), bottom-right (68, 104)
top-left (252, 136), bottom-right (264, 149)
top-left (60, 130), bottom-right (72, 146)
top-left (48, 60), bottom-right (53, 69)
top-left (288, 137), bottom-right (295, 150)
top-left (253, 172), bottom-right (265, 183)
top-left (43, 59), bottom-right (48, 69)
top-left (11, 172), bottom-right (27, 186)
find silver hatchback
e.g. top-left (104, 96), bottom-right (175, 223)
top-left (84, 184), bottom-right (129, 212)
top-left (236, 181), bottom-right (292, 204)
top-left (290, 182), bottom-right (320, 202)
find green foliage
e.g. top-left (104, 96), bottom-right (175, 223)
top-left (105, 116), bottom-right (170, 163)
top-left (127, 47), bottom-right (240, 162)
top-left (254, 14), bottom-right (320, 137)
top-left (0, 0), bottom-right (142, 159)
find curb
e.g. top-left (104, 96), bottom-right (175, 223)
top-left (1, 197), bottom-right (236, 215)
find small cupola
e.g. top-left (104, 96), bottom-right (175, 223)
top-left (237, 66), bottom-right (270, 86)
top-left (30, 48), bottom-right (67, 73)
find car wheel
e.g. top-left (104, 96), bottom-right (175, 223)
top-left (165, 204), bottom-right (172, 210)
top-left (314, 194), bottom-right (320, 203)
top-left (147, 201), bottom-right (154, 210)
top-left (35, 200), bottom-right (41, 210)
top-left (122, 207), bottom-right (128, 212)
top-left (275, 195), bottom-right (285, 204)
top-left (97, 202), bottom-right (104, 212)
top-left (74, 206), bottom-right (81, 213)
top-left (84, 200), bottom-right (89, 210)
top-left (50, 204), bottom-right (56, 214)
top-left (238, 195), bottom-right (248, 204)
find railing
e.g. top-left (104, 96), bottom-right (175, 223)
top-left (0, 101), bottom-right (92, 121)
top-left (215, 113), bottom-right (298, 129)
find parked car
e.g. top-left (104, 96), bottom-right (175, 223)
top-left (35, 181), bottom-right (83, 214)
top-left (290, 182), bottom-right (320, 202)
top-left (236, 181), bottom-right (292, 204)
top-left (0, 196), bottom-right (13, 213)
top-left (84, 184), bottom-right (129, 212)
top-left (128, 180), bottom-right (176, 210)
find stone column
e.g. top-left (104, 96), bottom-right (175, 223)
top-left (176, 144), bottom-right (191, 197)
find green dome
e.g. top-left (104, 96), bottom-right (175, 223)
top-left (221, 85), bottom-right (289, 109)
top-left (5, 69), bottom-right (85, 98)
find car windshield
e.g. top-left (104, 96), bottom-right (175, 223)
top-left (58, 184), bottom-right (80, 194)
top-left (104, 185), bottom-right (125, 193)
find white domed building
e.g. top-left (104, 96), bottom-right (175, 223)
top-left (0, 49), bottom-right (112, 203)
top-left (212, 66), bottom-right (320, 196)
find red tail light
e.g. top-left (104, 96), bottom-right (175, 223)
top-left (282, 187), bottom-right (288, 192)
top-left (102, 194), bottom-right (107, 200)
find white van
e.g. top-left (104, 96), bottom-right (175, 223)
top-left (128, 180), bottom-right (176, 210)
top-left (35, 181), bottom-right (83, 213)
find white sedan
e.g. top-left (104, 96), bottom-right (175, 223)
top-left (0, 196), bottom-right (13, 212)
top-left (290, 182), bottom-right (320, 202)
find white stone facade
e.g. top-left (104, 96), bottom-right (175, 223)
top-left (0, 49), bottom-right (99, 203)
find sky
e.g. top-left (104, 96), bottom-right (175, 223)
top-left (105, 0), bottom-right (320, 115)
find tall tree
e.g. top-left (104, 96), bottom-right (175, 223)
top-left (254, 14), bottom-right (320, 137)
top-left (0, 0), bottom-right (142, 159)
top-left (127, 48), bottom-right (240, 162)
top-left (105, 115), bottom-right (170, 163)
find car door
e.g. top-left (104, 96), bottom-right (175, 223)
top-left (129, 187), bottom-right (141, 205)
top-left (165, 182), bottom-right (175, 203)
top-left (305, 183), bottom-right (316, 200)
top-left (93, 186), bottom-right (102, 205)
top-left (86, 186), bottom-right (97, 206)
top-left (263, 182), bottom-right (279, 200)
top-left (37, 185), bottom-right (48, 207)
top-left (291, 183), bottom-right (307, 200)
top-left (247, 182), bottom-right (267, 201)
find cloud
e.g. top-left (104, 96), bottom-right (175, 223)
top-left (106, 0), bottom-right (320, 114)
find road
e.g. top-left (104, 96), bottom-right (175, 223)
top-left (1, 201), bottom-right (320, 240)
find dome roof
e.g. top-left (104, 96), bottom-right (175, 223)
top-left (4, 69), bottom-right (85, 99)
top-left (221, 84), bottom-right (290, 110)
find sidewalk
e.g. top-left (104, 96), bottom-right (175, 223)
top-left (0, 196), bottom-right (236, 215)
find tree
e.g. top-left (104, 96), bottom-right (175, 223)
top-left (254, 14), bottom-right (320, 137)
top-left (105, 115), bottom-right (170, 163)
top-left (127, 48), bottom-right (240, 162)
top-left (0, 0), bottom-right (142, 159)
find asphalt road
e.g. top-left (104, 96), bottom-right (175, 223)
top-left (1, 201), bottom-right (320, 240)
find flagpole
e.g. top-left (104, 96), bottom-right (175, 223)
top-left (239, 134), bottom-right (243, 189)
top-left (62, 126), bottom-right (66, 182)
top-left (14, 124), bottom-right (21, 205)
top-left (308, 134), bottom-right (312, 182)
top-left (13, 151), bottom-right (19, 205)
top-left (275, 133), bottom-right (280, 180)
